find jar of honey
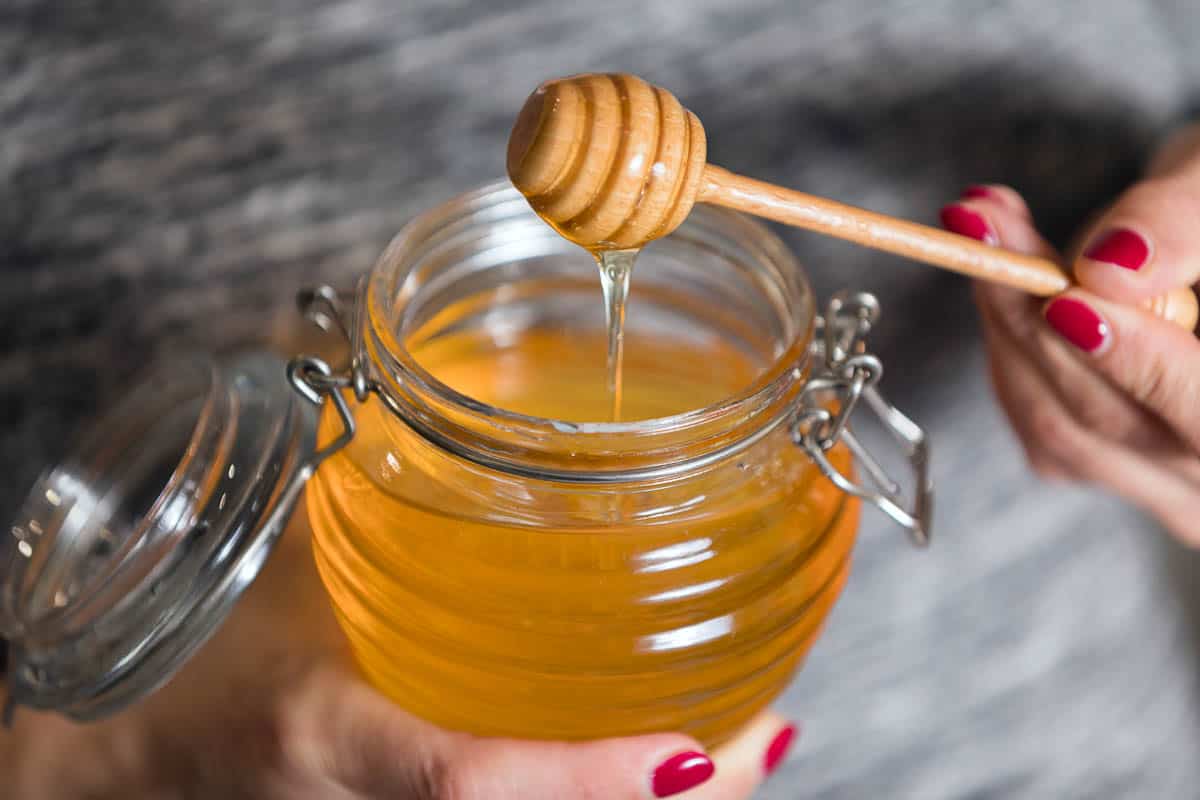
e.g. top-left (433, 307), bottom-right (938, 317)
top-left (0, 181), bottom-right (930, 748)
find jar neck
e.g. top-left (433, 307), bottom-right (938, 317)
top-left (361, 181), bottom-right (816, 484)
top-left (364, 325), bottom-right (812, 484)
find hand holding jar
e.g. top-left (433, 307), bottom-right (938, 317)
top-left (944, 123), bottom-right (1200, 544)
top-left (0, 513), bottom-right (795, 799)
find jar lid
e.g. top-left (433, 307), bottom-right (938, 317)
top-left (1, 351), bottom-right (317, 722)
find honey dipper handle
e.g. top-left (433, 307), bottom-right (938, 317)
top-left (699, 165), bottom-right (1198, 330)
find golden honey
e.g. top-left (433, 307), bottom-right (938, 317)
top-left (307, 323), bottom-right (858, 746)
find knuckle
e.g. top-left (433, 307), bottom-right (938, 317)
top-left (1001, 298), bottom-right (1043, 340)
top-left (431, 762), bottom-right (476, 800)
top-left (1066, 394), bottom-right (1120, 438)
top-left (431, 747), bottom-right (521, 800)
top-left (1023, 404), bottom-right (1099, 475)
top-left (1117, 177), bottom-right (1176, 216)
top-left (975, 282), bottom-right (1022, 330)
top-left (274, 672), bottom-right (338, 781)
top-left (1157, 174), bottom-right (1200, 216)
top-left (1025, 450), bottom-right (1064, 480)
top-left (1108, 329), bottom-right (1200, 446)
top-left (990, 184), bottom-right (1032, 218)
top-left (1025, 405), bottom-right (1070, 457)
top-left (1129, 352), bottom-right (1178, 414)
top-left (1110, 175), bottom-right (1200, 230)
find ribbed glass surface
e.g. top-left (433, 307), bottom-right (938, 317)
top-left (306, 183), bottom-right (859, 747)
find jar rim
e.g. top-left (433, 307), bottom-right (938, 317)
top-left (363, 180), bottom-right (816, 477)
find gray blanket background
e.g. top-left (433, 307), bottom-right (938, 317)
top-left (5, 1), bottom-right (1200, 796)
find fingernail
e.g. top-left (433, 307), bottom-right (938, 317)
top-left (940, 204), bottom-right (998, 245)
top-left (652, 751), bottom-right (715, 797)
top-left (961, 184), bottom-right (995, 200)
top-left (1044, 297), bottom-right (1110, 354)
top-left (1082, 227), bottom-right (1150, 271)
top-left (764, 724), bottom-right (799, 776)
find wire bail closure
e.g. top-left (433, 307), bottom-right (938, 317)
top-left (791, 291), bottom-right (933, 546)
top-left (278, 283), bottom-right (368, 506)
top-left (286, 285), bottom-right (933, 546)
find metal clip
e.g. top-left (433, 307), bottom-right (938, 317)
top-left (791, 291), bottom-right (933, 546)
top-left (278, 283), bottom-right (373, 490)
top-left (296, 281), bottom-right (372, 402)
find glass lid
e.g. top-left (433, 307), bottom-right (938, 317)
top-left (1, 352), bottom-right (316, 722)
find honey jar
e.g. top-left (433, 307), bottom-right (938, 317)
top-left (0, 181), bottom-right (930, 748)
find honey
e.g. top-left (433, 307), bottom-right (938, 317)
top-left (306, 322), bottom-right (859, 746)
top-left (594, 248), bottom-right (636, 421)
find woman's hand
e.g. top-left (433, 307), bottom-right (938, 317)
top-left (1, 515), bottom-right (797, 800)
top-left (940, 124), bottom-right (1200, 544)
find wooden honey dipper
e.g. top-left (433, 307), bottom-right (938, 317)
top-left (507, 73), bottom-right (1198, 329)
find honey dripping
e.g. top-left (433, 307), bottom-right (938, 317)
top-left (593, 248), bottom-right (636, 422)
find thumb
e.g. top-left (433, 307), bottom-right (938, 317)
top-left (1070, 174), bottom-right (1200, 303)
top-left (446, 734), bottom-right (717, 800)
top-left (1042, 289), bottom-right (1200, 454)
top-left (455, 710), bottom-right (797, 800)
top-left (686, 710), bottom-right (797, 799)
top-left (293, 669), bottom-right (722, 799)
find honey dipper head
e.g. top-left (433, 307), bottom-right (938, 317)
top-left (506, 73), bottom-right (708, 250)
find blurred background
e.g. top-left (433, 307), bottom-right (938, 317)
top-left (5, 1), bottom-right (1200, 796)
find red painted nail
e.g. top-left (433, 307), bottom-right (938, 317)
top-left (1044, 297), bottom-right (1110, 353)
top-left (764, 724), bottom-right (799, 776)
top-left (1083, 227), bottom-right (1149, 271)
top-left (652, 751), bottom-right (715, 797)
top-left (961, 184), bottom-right (995, 200)
top-left (940, 204), bottom-right (998, 245)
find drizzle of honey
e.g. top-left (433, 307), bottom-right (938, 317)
top-left (593, 248), bottom-right (636, 421)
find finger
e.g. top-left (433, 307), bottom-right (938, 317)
top-left (949, 192), bottom-right (1200, 539)
top-left (947, 191), bottom-right (1100, 469)
top-left (941, 187), bottom-right (1059, 263)
top-left (685, 711), bottom-right (796, 799)
top-left (1145, 122), bottom-right (1200, 179)
top-left (1042, 290), bottom-right (1200, 453)
top-left (952, 195), bottom-right (1192, 460)
top-left (298, 669), bottom-right (719, 800)
top-left (973, 282), bottom-right (1077, 479)
top-left (282, 667), bottom-right (457, 798)
top-left (958, 183), bottom-right (1033, 220)
top-left (976, 283), bottom-right (1091, 480)
top-left (978, 275), bottom-right (1193, 461)
top-left (456, 711), bottom-right (796, 800)
top-left (986, 297), bottom-right (1200, 543)
top-left (1071, 175), bottom-right (1200, 300)
top-left (946, 189), bottom-right (1084, 476)
top-left (452, 733), bottom-right (716, 800)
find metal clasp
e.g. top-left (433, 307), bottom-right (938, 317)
top-left (281, 282), bottom-right (371, 483)
top-left (286, 284), bottom-right (933, 545)
top-left (791, 291), bottom-right (934, 547)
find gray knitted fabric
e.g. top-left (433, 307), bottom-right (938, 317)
top-left (4, 1), bottom-right (1200, 797)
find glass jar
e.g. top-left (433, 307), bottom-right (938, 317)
top-left (1, 181), bottom-right (929, 748)
top-left (305, 182), bottom-right (925, 746)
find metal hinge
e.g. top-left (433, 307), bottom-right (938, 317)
top-left (791, 291), bottom-right (933, 546)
